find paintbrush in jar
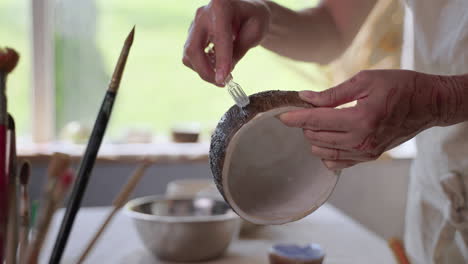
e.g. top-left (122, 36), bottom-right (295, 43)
top-left (6, 114), bottom-right (19, 264)
top-left (18, 160), bottom-right (31, 264)
top-left (76, 161), bottom-right (151, 264)
top-left (49, 26), bottom-right (135, 264)
top-left (51, 168), bottom-right (74, 211)
top-left (0, 47), bottom-right (19, 262)
top-left (26, 155), bottom-right (73, 264)
top-left (29, 200), bottom-right (39, 240)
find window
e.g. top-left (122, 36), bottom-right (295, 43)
top-left (2, 0), bottom-right (414, 160)
top-left (0, 0), bottom-right (31, 139)
top-left (53, 0), bottom-right (328, 144)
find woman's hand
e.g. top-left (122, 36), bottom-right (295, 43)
top-left (182, 0), bottom-right (271, 86)
top-left (279, 69), bottom-right (445, 170)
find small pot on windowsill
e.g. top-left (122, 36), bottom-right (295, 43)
top-left (60, 121), bottom-right (91, 144)
top-left (171, 123), bottom-right (201, 143)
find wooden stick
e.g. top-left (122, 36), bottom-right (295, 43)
top-left (388, 238), bottom-right (411, 264)
top-left (51, 169), bottom-right (74, 211)
top-left (25, 154), bottom-right (71, 264)
top-left (18, 161), bottom-right (31, 264)
top-left (29, 200), bottom-right (39, 237)
top-left (76, 161), bottom-right (150, 264)
top-left (6, 115), bottom-right (18, 264)
top-left (49, 27), bottom-right (135, 264)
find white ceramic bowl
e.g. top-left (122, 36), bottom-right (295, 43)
top-left (124, 195), bottom-right (241, 262)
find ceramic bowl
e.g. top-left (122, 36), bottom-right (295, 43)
top-left (210, 91), bottom-right (340, 225)
top-left (124, 195), bottom-right (240, 262)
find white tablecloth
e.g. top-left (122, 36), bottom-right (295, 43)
top-left (41, 204), bottom-right (396, 264)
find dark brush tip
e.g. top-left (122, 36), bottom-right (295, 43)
top-left (20, 160), bottom-right (31, 185)
top-left (0, 48), bottom-right (19, 73)
top-left (126, 26), bottom-right (135, 47)
top-left (8, 114), bottom-right (15, 130)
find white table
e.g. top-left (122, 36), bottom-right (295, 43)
top-left (41, 204), bottom-right (396, 264)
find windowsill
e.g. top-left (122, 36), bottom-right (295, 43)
top-left (16, 138), bottom-right (416, 164)
top-left (17, 141), bottom-right (210, 164)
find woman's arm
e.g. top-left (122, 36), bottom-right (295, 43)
top-left (262, 0), bottom-right (377, 64)
top-left (425, 74), bottom-right (468, 126)
top-left (278, 70), bottom-right (468, 170)
top-left (182, 0), bottom-right (377, 86)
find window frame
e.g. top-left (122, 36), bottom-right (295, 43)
top-left (31, 0), bottom-right (55, 143)
top-left (25, 0), bottom-right (415, 160)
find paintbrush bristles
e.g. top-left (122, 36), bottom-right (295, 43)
top-left (127, 26), bottom-right (135, 46)
top-left (0, 48), bottom-right (19, 74)
top-left (19, 161), bottom-right (30, 186)
top-left (108, 26), bottom-right (135, 92)
top-left (7, 114), bottom-right (15, 130)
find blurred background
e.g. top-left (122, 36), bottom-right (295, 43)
top-left (1, 0), bottom-right (413, 241)
top-left (1, 0), bottom-right (328, 144)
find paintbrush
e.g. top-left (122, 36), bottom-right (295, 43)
top-left (6, 114), bottom-right (19, 264)
top-left (18, 160), bottom-right (31, 264)
top-left (76, 161), bottom-right (151, 264)
top-left (24, 153), bottom-right (70, 264)
top-left (0, 47), bottom-right (19, 262)
top-left (51, 168), bottom-right (74, 210)
top-left (49, 26), bottom-right (135, 264)
top-left (29, 200), bottom-right (39, 239)
top-left (26, 157), bottom-right (73, 264)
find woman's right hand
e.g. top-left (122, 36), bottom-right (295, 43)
top-left (182, 0), bottom-right (271, 86)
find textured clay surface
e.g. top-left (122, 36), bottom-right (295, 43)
top-left (209, 90), bottom-right (311, 204)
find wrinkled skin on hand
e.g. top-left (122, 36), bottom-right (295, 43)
top-left (279, 69), bottom-right (461, 170)
top-left (182, 0), bottom-right (270, 86)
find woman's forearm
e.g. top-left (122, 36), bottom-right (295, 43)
top-left (260, 0), bottom-right (376, 64)
top-left (426, 74), bottom-right (468, 126)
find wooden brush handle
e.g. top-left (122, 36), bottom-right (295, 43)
top-left (18, 213), bottom-right (29, 264)
top-left (26, 192), bottom-right (68, 264)
top-left (48, 153), bottom-right (71, 179)
top-left (26, 154), bottom-right (71, 264)
top-left (25, 201), bottom-right (56, 264)
top-left (77, 161), bottom-right (150, 263)
top-left (18, 188), bottom-right (30, 264)
top-left (76, 208), bottom-right (118, 264)
top-left (112, 162), bottom-right (150, 208)
top-left (0, 126), bottom-right (8, 262)
top-left (5, 175), bottom-right (18, 264)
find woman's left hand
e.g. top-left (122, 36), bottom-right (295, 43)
top-left (279, 69), bottom-right (440, 170)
